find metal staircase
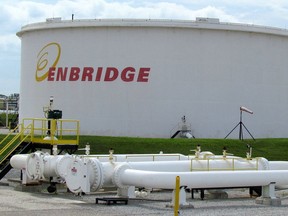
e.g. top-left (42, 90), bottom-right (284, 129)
top-left (0, 124), bottom-right (33, 180)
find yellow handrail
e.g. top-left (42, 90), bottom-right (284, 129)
top-left (21, 118), bottom-right (80, 146)
top-left (0, 124), bottom-right (20, 146)
top-left (0, 117), bottom-right (79, 167)
top-left (190, 157), bottom-right (259, 172)
top-left (0, 124), bottom-right (32, 156)
top-left (126, 154), bottom-right (182, 161)
top-left (0, 131), bottom-right (32, 164)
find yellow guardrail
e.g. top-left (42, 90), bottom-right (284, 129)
top-left (0, 118), bottom-right (79, 166)
top-left (126, 154), bottom-right (182, 161)
top-left (20, 118), bottom-right (80, 145)
top-left (0, 124), bottom-right (20, 146)
top-left (190, 157), bottom-right (259, 172)
top-left (0, 124), bottom-right (32, 164)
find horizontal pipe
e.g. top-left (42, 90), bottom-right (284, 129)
top-left (10, 154), bottom-right (28, 170)
top-left (10, 153), bottom-right (76, 180)
top-left (86, 153), bottom-right (190, 162)
top-left (126, 158), bottom-right (268, 172)
top-left (10, 152), bottom-right (288, 194)
top-left (269, 161), bottom-right (288, 170)
top-left (119, 169), bottom-right (288, 189)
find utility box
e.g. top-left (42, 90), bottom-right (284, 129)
top-left (48, 110), bottom-right (62, 119)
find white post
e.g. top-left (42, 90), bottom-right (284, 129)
top-left (5, 99), bottom-right (8, 128)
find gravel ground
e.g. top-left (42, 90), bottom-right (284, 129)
top-left (1, 169), bottom-right (288, 216)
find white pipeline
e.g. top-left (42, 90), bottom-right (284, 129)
top-left (86, 153), bottom-right (190, 162)
top-left (117, 169), bottom-right (288, 189)
top-left (9, 151), bottom-right (288, 194)
top-left (269, 161), bottom-right (288, 170)
top-left (10, 152), bottom-right (76, 180)
top-left (127, 157), bottom-right (269, 172)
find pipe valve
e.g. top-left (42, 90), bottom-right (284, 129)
top-left (109, 148), bottom-right (114, 161)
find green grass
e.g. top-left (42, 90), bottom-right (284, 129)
top-left (0, 113), bottom-right (18, 127)
top-left (76, 136), bottom-right (288, 161)
top-left (1, 134), bottom-right (288, 161)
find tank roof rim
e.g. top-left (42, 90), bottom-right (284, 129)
top-left (16, 18), bottom-right (288, 38)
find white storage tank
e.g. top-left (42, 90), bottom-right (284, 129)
top-left (17, 18), bottom-right (288, 138)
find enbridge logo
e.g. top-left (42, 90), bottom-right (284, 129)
top-left (36, 42), bottom-right (61, 82)
top-left (35, 42), bottom-right (151, 83)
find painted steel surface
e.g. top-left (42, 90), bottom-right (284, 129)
top-left (17, 19), bottom-right (288, 138)
top-left (10, 151), bottom-right (285, 194)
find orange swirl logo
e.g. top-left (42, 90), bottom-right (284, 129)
top-left (35, 42), bottom-right (61, 82)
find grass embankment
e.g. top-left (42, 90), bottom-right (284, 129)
top-left (76, 136), bottom-right (288, 161)
top-left (0, 134), bottom-right (287, 161)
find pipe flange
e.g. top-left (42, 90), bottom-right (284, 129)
top-left (89, 158), bottom-right (104, 191)
top-left (26, 151), bottom-right (45, 180)
top-left (65, 158), bottom-right (85, 193)
top-left (56, 154), bottom-right (73, 178)
top-left (89, 159), bottom-right (98, 191)
top-left (112, 163), bottom-right (131, 189)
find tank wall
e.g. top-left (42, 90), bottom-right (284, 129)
top-left (19, 24), bottom-right (288, 138)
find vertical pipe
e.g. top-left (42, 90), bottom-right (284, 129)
top-left (174, 176), bottom-right (180, 216)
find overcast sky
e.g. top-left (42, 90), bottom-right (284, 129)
top-left (1, 0), bottom-right (288, 96)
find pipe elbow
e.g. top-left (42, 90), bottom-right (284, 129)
top-left (112, 163), bottom-right (132, 189)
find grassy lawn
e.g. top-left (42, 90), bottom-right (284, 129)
top-left (76, 136), bottom-right (288, 161)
